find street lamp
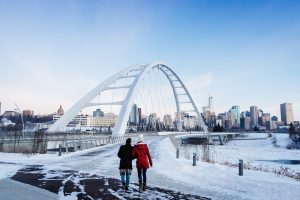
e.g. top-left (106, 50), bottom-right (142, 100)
top-left (14, 103), bottom-right (25, 138)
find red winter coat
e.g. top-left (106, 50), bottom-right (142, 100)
top-left (131, 142), bottom-right (152, 169)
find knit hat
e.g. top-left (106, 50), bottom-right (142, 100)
top-left (138, 134), bottom-right (144, 142)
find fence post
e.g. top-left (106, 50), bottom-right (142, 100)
top-left (192, 153), bottom-right (196, 166)
top-left (66, 143), bottom-right (68, 153)
top-left (74, 142), bottom-right (77, 152)
top-left (176, 148), bottom-right (179, 159)
top-left (239, 159), bottom-right (243, 176)
top-left (59, 144), bottom-right (62, 156)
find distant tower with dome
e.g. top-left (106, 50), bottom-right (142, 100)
top-left (57, 105), bottom-right (64, 116)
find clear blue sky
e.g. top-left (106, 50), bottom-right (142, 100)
top-left (0, 0), bottom-right (299, 120)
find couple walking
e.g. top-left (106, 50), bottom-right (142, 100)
top-left (117, 134), bottom-right (152, 192)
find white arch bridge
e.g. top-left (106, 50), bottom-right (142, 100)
top-left (48, 62), bottom-right (208, 135)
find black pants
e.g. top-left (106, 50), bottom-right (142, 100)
top-left (137, 168), bottom-right (147, 184)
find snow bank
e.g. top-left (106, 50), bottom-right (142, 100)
top-left (0, 164), bottom-right (23, 180)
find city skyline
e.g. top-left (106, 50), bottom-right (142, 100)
top-left (0, 0), bottom-right (299, 120)
top-left (1, 100), bottom-right (297, 124)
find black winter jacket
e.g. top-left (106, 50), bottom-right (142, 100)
top-left (117, 144), bottom-right (134, 170)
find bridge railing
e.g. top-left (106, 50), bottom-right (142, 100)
top-left (0, 131), bottom-right (141, 154)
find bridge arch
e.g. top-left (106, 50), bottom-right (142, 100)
top-left (48, 62), bottom-right (208, 134)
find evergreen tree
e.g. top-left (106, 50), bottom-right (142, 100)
top-left (289, 123), bottom-right (297, 142)
top-left (289, 123), bottom-right (295, 134)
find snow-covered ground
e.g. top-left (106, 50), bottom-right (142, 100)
top-left (213, 133), bottom-right (300, 171)
top-left (0, 134), bottom-right (299, 200)
top-left (0, 164), bottom-right (23, 180)
top-left (156, 135), bottom-right (300, 200)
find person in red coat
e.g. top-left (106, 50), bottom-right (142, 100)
top-left (131, 134), bottom-right (152, 191)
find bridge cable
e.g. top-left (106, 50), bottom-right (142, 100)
top-left (160, 68), bottom-right (170, 131)
top-left (110, 81), bottom-right (115, 114)
top-left (156, 67), bottom-right (163, 131)
top-left (123, 73), bottom-right (128, 102)
top-left (142, 76), bottom-right (147, 132)
top-left (141, 75), bottom-right (147, 131)
top-left (96, 92), bottom-right (101, 131)
top-left (148, 70), bottom-right (154, 132)
top-left (152, 68), bottom-right (158, 131)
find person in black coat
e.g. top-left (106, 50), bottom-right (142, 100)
top-left (117, 138), bottom-right (134, 190)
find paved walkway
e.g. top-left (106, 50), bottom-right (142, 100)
top-left (0, 178), bottom-right (58, 200)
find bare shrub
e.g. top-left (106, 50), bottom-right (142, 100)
top-left (219, 160), bottom-right (300, 181)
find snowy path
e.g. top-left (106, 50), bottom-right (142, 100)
top-left (11, 164), bottom-right (207, 200)
top-left (1, 136), bottom-right (209, 199)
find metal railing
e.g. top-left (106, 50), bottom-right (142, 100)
top-left (0, 131), bottom-right (141, 154)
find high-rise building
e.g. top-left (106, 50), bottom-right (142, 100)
top-left (202, 96), bottom-right (213, 113)
top-left (93, 108), bottom-right (104, 117)
top-left (163, 114), bottom-right (173, 128)
top-left (271, 120), bottom-right (277, 130)
top-left (231, 106), bottom-right (240, 127)
top-left (266, 121), bottom-right (271, 130)
top-left (224, 110), bottom-right (235, 129)
top-left (260, 113), bottom-right (271, 127)
top-left (244, 117), bottom-right (251, 130)
top-left (263, 113), bottom-right (271, 121)
top-left (183, 115), bottom-right (196, 129)
top-left (280, 103), bottom-right (294, 125)
top-left (138, 108), bottom-right (142, 126)
top-left (148, 113), bottom-right (158, 130)
top-left (240, 112), bottom-right (246, 118)
top-left (271, 116), bottom-right (278, 121)
top-left (240, 115), bottom-right (251, 130)
top-left (245, 117), bottom-right (251, 130)
top-left (250, 106), bottom-right (259, 128)
top-left (217, 113), bottom-right (226, 124)
top-left (129, 104), bottom-right (138, 125)
top-left (209, 96), bottom-right (213, 111)
top-left (245, 111), bottom-right (251, 118)
top-left (258, 109), bottom-right (264, 126)
top-left (215, 119), bottom-right (223, 126)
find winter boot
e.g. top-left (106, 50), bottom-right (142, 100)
top-left (139, 181), bottom-right (143, 192)
top-left (142, 182), bottom-right (146, 191)
top-left (125, 185), bottom-right (128, 191)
